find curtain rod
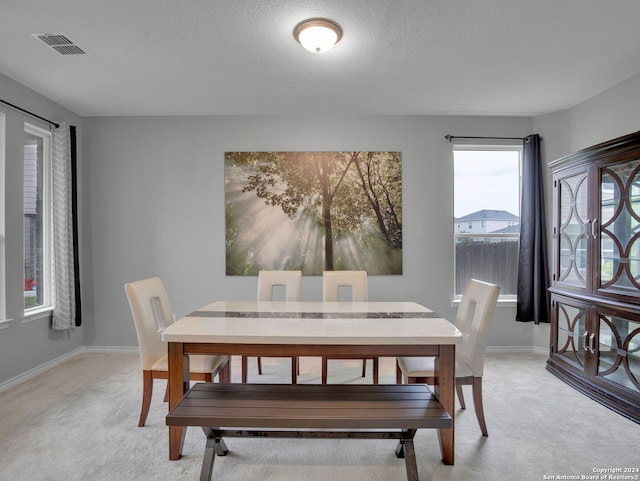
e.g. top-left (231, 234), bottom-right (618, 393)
top-left (445, 135), bottom-right (529, 142)
top-left (0, 98), bottom-right (60, 128)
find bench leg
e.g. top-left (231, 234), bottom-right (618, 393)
top-left (199, 436), bottom-right (217, 481)
top-left (402, 438), bottom-right (419, 481)
top-left (215, 437), bottom-right (228, 456)
top-left (395, 428), bottom-right (416, 459)
top-left (199, 430), bottom-right (229, 481)
top-left (202, 428), bottom-right (229, 456)
top-left (395, 441), bottom-right (404, 458)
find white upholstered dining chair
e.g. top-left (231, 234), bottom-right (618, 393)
top-left (125, 277), bottom-right (229, 427)
top-left (396, 279), bottom-right (500, 436)
top-left (321, 270), bottom-right (378, 384)
top-left (242, 270), bottom-right (302, 383)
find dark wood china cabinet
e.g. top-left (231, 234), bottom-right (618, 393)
top-left (547, 130), bottom-right (640, 423)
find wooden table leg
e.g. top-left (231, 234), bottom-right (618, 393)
top-left (241, 355), bottom-right (248, 384)
top-left (434, 344), bottom-right (455, 465)
top-left (219, 359), bottom-right (231, 384)
top-left (168, 342), bottom-right (189, 460)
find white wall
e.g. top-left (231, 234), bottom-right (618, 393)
top-left (78, 71), bottom-right (640, 357)
top-left (532, 71), bottom-right (640, 351)
top-left (0, 73), bottom-right (84, 385)
top-left (535, 73), bottom-right (640, 156)
top-left (3, 68), bottom-right (640, 387)
top-left (83, 115), bottom-right (534, 352)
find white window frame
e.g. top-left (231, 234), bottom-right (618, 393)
top-left (23, 123), bottom-right (53, 319)
top-left (453, 143), bottom-right (523, 302)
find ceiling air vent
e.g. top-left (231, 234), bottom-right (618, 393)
top-left (32, 33), bottom-right (86, 55)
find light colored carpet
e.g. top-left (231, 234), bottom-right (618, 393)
top-left (0, 352), bottom-right (638, 481)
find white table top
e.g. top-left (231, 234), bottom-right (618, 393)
top-left (161, 301), bottom-right (461, 345)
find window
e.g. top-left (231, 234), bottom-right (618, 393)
top-left (23, 123), bottom-right (52, 314)
top-left (453, 145), bottom-right (522, 297)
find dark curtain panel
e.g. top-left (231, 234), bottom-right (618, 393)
top-left (516, 134), bottom-right (550, 323)
top-left (71, 126), bottom-right (82, 326)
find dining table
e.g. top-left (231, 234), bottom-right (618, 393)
top-left (161, 300), bottom-right (462, 465)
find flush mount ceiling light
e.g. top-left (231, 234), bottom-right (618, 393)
top-left (293, 18), bottom-right (343, 53)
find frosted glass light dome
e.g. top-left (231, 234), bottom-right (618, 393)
top-left (294, 18), bottom-right (343, 53)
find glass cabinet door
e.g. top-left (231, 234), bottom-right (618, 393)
top-left (599, 159), bottom-right (640, 297)
top-left (554, 299), bottom-right (588, 371)
top-left (596, 312), bottom-right (640, 394)
top-left (556, 169), bottom-right (590, 290)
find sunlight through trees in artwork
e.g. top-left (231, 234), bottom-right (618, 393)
top-left (225, 151), bottom-right (402, 275)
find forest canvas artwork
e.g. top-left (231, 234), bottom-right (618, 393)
top-left (225, 151), bottom-right (402, 275)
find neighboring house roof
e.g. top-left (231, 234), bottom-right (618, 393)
top-left (491, 225), bottom-right (521, 234)
top-left (454, 209), bottom-right (519, 222)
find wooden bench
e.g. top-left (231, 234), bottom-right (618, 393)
top-left (166, 383), bottom-right (452, 481)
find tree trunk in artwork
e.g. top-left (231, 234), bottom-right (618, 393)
top-left (320, 156), bottom-right (334, 271)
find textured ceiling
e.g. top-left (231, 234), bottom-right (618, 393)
top-left (1, 0), bottom-right (640, 117)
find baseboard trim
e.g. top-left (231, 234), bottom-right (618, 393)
top-left (1, 345), bottom-right (547, 393)
top-left (0, 347), bottom-right (85, 393)
top-left (486, 345), bottom-right (548, 356)
top-left (0, 346), bottom-right (140, 394)
top-left (84, 345), bottom-right (139, 355)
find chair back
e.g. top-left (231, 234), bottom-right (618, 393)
top-left (322, 270), bottom-right (368, 301)
top-left (456, 279), bottom-right (500, 377)
top-left (125, 277), bottom-right (174, 370)
top-left (257, 270), bottom-right (302, 301)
